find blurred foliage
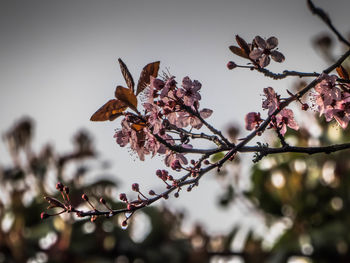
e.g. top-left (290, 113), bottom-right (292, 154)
top-left (213, 34), bottom-right (350, 263)
top-left (0, 117), bottom-right (225, 263)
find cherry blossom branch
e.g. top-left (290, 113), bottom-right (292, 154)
top-left (240, 142), bottom-right (350, 156)
top-left (235, 66), bottom-right (350, 83)
top-left (219, 48), bottom-right (350, 167)
top-left (307, 0), bottom-right (350, 47)
top-left (42, 1), bottom-right (350, 226)
top-left (253, 68), bottom-right (319, 80)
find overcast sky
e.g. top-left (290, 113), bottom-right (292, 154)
top-left (1, 0), bottom-right (349, 234)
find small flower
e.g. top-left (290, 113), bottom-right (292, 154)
top-left (176, 77), bottom-right (202, 106)
top-left (275, 109), bottom-right (299, 136)
top-left (245, 112), bottom-right (262, 130)
top-left (314, 73), bottom-right (340, 115)
top-left (160, 76), bottom-right (177, 99)
top-left (143, 102), bottom-right (163, 135)
top-left (262, 87), bottom-right (279, 115)
top-left (164, 151), bottom-right (188, 168)
top-left (249, 36), bottom-right (285, 68)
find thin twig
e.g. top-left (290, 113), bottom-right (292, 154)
top-left (307, 0), bottom-right (350, 47)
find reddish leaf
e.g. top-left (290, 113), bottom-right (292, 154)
top-left (90, 99), bottom-right (127, 121)
top-left (235, 35), bottom-right (250, 56)
top-left (136, 61), bottom-right (160, 95)
top-left (118, 58), bottom-right (135, 92)
top-left (229, 45), bottom-right (249, 59)
top-left (336, 66), bottom-right (349, 80)
top-left (115, 85), bottom-right (138, 112)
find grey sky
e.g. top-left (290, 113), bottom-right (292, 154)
top-left (1, 0), bottom-right (349, 233)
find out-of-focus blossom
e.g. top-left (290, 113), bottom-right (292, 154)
top-left (245, 112), bottom-right (262, 130)
top-left (262, 87), bottom-right (279, 115)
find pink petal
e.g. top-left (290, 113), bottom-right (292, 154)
top-left (254, 36), bottom-right (267, 49)
top-left (271, 50), bottom-right (285, 63)
top-left (200, 108), bottom-right (213, 119)
top-left (266, 37), bottom-right (278, 49)
top-left (249, 49), bottom-right (263, 60)
top-left (259, 55), bottom-right (270, 68)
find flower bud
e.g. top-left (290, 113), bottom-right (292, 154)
top-left (40, 212), bottom-right (50, 220)
top-left (301, 103), bottom-right (309, 111)
top-left (121, 220), bottom-right (128, 227)
top-left (119, 193), bottom-right (127, 202)
top-left (227, 61), bottom-right (237, 70)
top-left (82, 193), bottom-right (88, 201)
top-left (131, 183), bottom-right (139, 192)
top-left (99, 197), bottom-right (106, 204)
top-left (56, 182), bottom-right (64, 191)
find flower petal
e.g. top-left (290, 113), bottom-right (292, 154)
top-left (249, 49), bottom-right (263, 60)
top-left (271, 50), bottom-right (285, 63)
top-left (254, 36), bottom-right (267, 49)
top-left (259, 55), bottom-right (270, 68)
top-left (266, 36), bottom-right (278, 49)
top-left (200, 108), bottom-right (213, 119)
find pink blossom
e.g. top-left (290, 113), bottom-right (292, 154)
top-left (275, 109), bottom-right (299, 136)
top-left (262, 87), bottom-right (279, 115)
top-left (249, 36), bottom-right (285, 68)
top-left (328, 95), bottom-right (350, 129)
top-left (176, 108), bottom-right (212, 129)
top-left (114, 119), bottom-right (132, 147)
top-left (164, 151), bottom-right (188, 169)
top-left (314, 73), bottom-right (340, 115)
top-left (160, 76), bottom-right (177, 99)
top-left (176, 76), bottom-right (202, 106)
top-left (143, 130), bottom-right (167, 157)
top-left (143, 102), bottom-right (163, 135)
top-left (245, 112), bottom-right (262, 130)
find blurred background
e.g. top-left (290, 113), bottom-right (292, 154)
top-left (1, 0), bottom-right (350, 262)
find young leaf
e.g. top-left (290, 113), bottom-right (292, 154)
top-left (136, 61), bottom-right (160, 95)
top-left (115, 86), bottom-right (138, 112)
top-left (336, 66), bottom-right (349, 80)
top-left (229, 45), bottom-right (249, 59)
top-left (118, 58), bottom-right (135, 92)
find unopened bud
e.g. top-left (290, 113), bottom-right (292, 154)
top-left (301, 103), bottom-right (309, 111)
top-left (119, 193), bottom-right (127, 202)
top-left (56, 182), bottom-right (64, 191)
top-left (227, 61), bottom-right (237, 70)
top-left (40, 212), bottom-right (50, 220)
top-left (99, 197), bottom-right (106, 204)
top-left (82, 194), bottom-right (88, 201)
top-left (131, 183), bottom-right (139, 192)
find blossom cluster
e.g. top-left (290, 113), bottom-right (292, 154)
top-left (114, 75), bottom-right (213, 168)
top-left (245, 87), bottom-right (299, 136)
top-left (314, 73), bottom-right (350, 128)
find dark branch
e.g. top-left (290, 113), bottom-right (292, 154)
top-left (307, 0), bottom-right (350, 47)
